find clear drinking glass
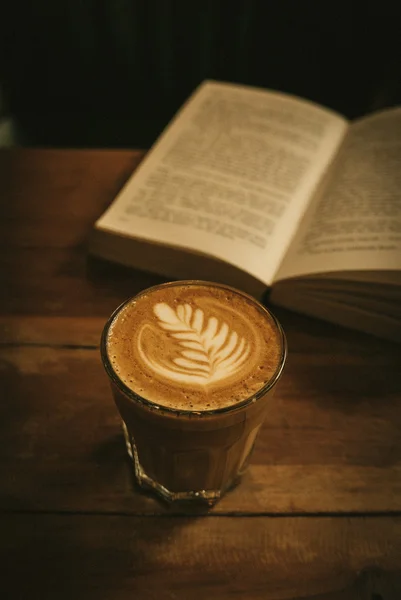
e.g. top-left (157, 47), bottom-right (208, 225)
top-left (101, 281), bottom-right (286, 504)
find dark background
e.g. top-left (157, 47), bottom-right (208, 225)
top-left (1, 0), bottom-right (401, 148)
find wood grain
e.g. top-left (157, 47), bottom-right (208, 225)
top-left (0, 148), bottom-right (166, 322)
top-left (1, 514), bottom-right (401, 600)
top-left (1, 345), bottom-right (400, 514)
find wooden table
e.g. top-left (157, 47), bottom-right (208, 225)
top-left (1, 149), bottom-right (401, 600)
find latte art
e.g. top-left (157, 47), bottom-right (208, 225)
top-left (138, 302), bottom-right (251, 385)
top-left (107, 282), bottom-right (284, 411)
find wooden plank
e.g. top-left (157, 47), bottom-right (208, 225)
top-left (0, 148), bottom-right (167, 323)
top-left (1, 514), bottom-right (401, 599)
top-left (0, 148), bottom-right (166, 341)
top-left (0, 316), bottom-right (104, 347)
top-left (0, 249), bottom-right (166, 319)
top-left (0, 148), bottom-right (144, 225)
top-left (1, 345), bottom-right (400, 514)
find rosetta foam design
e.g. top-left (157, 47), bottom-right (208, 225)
top-left (137, 302), bottom-right (251, 385)
top-left (107, 283), bottom-right (282, 410)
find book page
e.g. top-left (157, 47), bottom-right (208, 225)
top-left (96, 80), bottom-right (347, 285)
top-left (275, 107), bottom-right (401, 282)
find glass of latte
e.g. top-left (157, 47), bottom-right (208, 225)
top-left (101, 281), bottom-right (286, 504)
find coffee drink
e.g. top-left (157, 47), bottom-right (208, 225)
top-left (102, 281), bottom-right (286, 503)
top-left (107, 282), bottom-right (282, 411)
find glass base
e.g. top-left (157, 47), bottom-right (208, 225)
top-left (122, 421), bottom-right (232, 504)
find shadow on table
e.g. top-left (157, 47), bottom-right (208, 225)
top-left (93, 431), bottom-right (215, 517)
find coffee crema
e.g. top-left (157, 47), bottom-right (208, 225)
top-left (106, 282), bottom-right (283, 411)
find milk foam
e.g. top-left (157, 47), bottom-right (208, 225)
top-left (137, 302), bottom-right (251, 385)
top-left (107, 283), bottom-right (284, 411)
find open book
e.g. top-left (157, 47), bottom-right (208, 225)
top-left (90, 81), bottom-right (401, 342)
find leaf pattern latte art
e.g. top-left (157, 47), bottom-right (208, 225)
top-left (137, 302), bottom-right (251, 385)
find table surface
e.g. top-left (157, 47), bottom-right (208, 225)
top-left (1, 148), bottom-right (401, 600)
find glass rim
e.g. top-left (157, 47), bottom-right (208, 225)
top-left (101, 280), bottom-right (287, 417)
